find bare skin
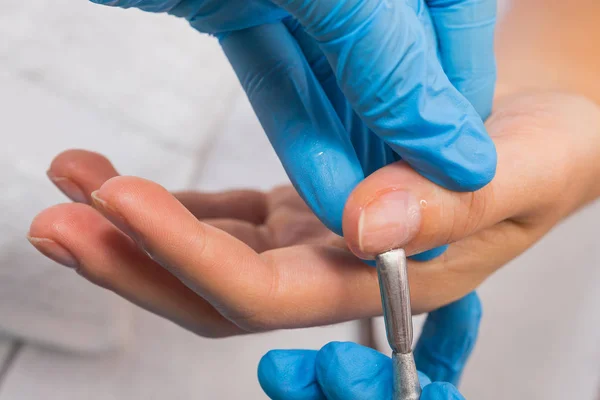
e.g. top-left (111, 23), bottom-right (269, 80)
top-left (28, 1), bottom-right (600, 337)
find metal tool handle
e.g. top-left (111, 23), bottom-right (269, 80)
top-left (376, 249), bottom-right (421, 400)
top-left (375, 249), bottom-right (413, 354)
top-left (392, 352), bottom-right (422, 400)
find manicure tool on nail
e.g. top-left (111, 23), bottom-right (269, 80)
top-left (376, 249), bottom-right (421, 400)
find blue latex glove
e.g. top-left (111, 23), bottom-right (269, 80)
top-left (258, 292), bottom-right (482, 399)
top-left (89, 0), bottom-right (497, 259)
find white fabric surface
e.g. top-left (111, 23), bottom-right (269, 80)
top-left (0, 0), bottom-right (237, 351)
top-left (0, 340), bottom-right (14, 366)
top-left (0, 312), bottom-right (359, 400)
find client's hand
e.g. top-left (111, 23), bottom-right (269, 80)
top-left (259, 293), bottom-right (482, 400)
top-left (28, 92), bottom-right (600, 336)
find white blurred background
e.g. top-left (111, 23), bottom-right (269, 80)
top-left (1, 0), bottom-right (599, 398)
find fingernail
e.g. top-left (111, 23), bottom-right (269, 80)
top-left (27, 236), bottom-right (79, 269)
top-left (91, 190), bottom-right (139, 240)
top-left (47, 171), bottom-right (88, 203)
top-left (358, 190), bottom-right (422, 254)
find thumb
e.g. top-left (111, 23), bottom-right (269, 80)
top-left (342, 159), bottom-right (504, 259)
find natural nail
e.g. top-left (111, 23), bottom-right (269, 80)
top-left (47, 171), bottom-right (88, 203)
top-left (90, 190), bottom-right (139, 240)
top-left (357, 190), bottom-right (422, 255)
top-left (27, 236), bottom-right (79, 269)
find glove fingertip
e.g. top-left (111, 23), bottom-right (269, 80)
top-left (258, 350), bottom-right (322, 400)
top-left (407, 115), bottom-right (498, 193)
top-left (316, 342), bottom-right (393, 398)
top-left (418, 371), bottom-right (432, 388)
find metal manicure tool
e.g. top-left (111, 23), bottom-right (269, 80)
top-left (375, 249), bottom-right (421, 400)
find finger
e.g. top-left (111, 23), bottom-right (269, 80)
top-left (258, 350), bottom-right (325, 400)
top-left (421, 382), bottom-right (466, 400)
top-left (407, 219), bottom-right (544, 315)
top-left (284, 18), bottom-right (449, 262)
top-left (426, 0), bottom-right (497, 119)
top-left (28, 203), bottom-right (241, 338)
top-left (414, 292), bottom-right (481, 385)
top-left (283, 18), bottom-right (397, 177)
top-left (315, 342), bottom-right (431, 400)
top-left (91, 176), bottom-right (275, 327)
top-left (48, 149), bottom-right (272, 224)
top-left (47, 149), bottom-right (120, 204)
top-left (220, 22), bottom-right (365, 236)
top-left (343, 94), bottom-right (582, 259)
top-left (270, 0), bottom-right (497, 192)
top-left (89, 176), bottom-right (384, 330)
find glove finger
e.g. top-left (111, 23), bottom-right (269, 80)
top-left (421, 382), bottom-right (466, 400)
top-left (283, 18), bottom-right (396, 177)
top-left (258, 350), bottom-right (326, 400)
top-left (414, 292), bottom-right (482, 385)
top-left (219, 23), bottom-right (365, 235)
top-left (285, 17), bottom-right (448, 262)
top-left (315, 342), bottom-right (431, 399)
top-left (316, 342), bottom-right (392, 400)
top-left (269, 0), bottom-right (497, 192)
top-left (425, 0), bottom-right (497, 119)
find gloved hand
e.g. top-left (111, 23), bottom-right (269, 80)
top-left (89, 0), bottom-right (497, 260)
top-left (258, 292), bottom-right (482, 399)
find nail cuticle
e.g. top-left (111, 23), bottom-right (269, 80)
top-left (91, 191), bottom-right (141, 241)
top-left (357, 190), bottom-right (422, 254)
top-left (47, 172), bottom-right (88, 203)
top-left (27, 236), bottom-right (80, 270)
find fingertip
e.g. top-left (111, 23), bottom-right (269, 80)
top-left (96, 175), bottom-right (162, 207)
top-left (29, 203), bottom-right (92, 240)
top-left (316, 342), bottom-right (392, 398)
top-left (49, 149), bottom-right (115, 177)
top-left (418, 371), bottom-right (432, 388)
top-left (48, 149), bottom-right (120, 201)
top-left (258, 350), bottom-right (322, 400)
top-left (419, 132), bottom-right (497, 193)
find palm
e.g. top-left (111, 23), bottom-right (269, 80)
top-left (178, 186), bottom-right (342, 252)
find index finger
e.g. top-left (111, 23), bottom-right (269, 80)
top-left (269, 0), bottom-right (497, 192)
